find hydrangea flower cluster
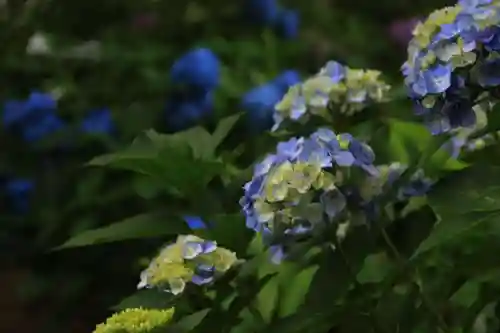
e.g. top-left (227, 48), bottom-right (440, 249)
top-left (402, 0), bottom-right (500, 135)
top-left (272, 61), bottom-right (391, 131)
top-left (81, 108), bottom-right (114, 135)
top-left (241, 70), bottom-right (301, 132)
top-left (3, 91), bottom-right (64, 142)
top-left (166, 48), bottom-right (220, 131)
top-left (5, 178), bottom-right (34, 213)
top-left (240, 128), bottom-right (380, 262)
top-left (138, 235), bottom-right (238, 294)
top-left (244, 0), bottom-right (300, 39)
top-left (92, 307), bottom-right (174, 333)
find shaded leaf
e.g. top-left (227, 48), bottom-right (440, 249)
top-left (357, 252), bottom-right (394, 284)
top-left (211, 113), bottom-right (242, 150)
top-left (413, 165), bottom-right (500, 257)
top-left (54, 212), bottom-right (189, 250)
top-left (112, 289), bottom-right (173, 310)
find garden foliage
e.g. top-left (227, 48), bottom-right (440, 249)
top-left (52, 0), bottom-right (500, 332)
top-left (6, 0), bottom-right (500, 332)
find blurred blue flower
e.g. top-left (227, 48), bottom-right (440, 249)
top-left (275, 9), bottom-right (299, 39)
top-left (3, 91), bottom-right (56, 127)
top-left (3, 100), bottom-right (31, 127)
top-left (3, 91), bottom-right (64, 142)
top-left (244, 0), bottom-right (280, 25)
top-left (170, 48), bottom-right (220, 91)
top-left (165, 92), bottom-right (213, 132)
top-left (6, 178), bottom-right (33, 213)
top-left (22, 113), bottom-right (64, 142)
top-left (272, 70), bottom-right (301, 93)
top-left (24, 91), bottom-right (57, 112)
top-left (81, 108), bottom-right (114, 135)
top-left (241, 83), bottom-right (283, 132)
top-left (183, 215), bottom-right (207, 229)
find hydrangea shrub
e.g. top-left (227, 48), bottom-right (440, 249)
top-left (61, 1), bottom-right (500, 332)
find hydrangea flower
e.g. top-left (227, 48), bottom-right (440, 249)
top-left (464, 130), bottom-right (500, 151)
top-left (240, 128), bottom-right (378, 263)
top-left (183, 215), bottom-right (207, 229)
top-left (92, 307), bottom-right (174, 333)
top-left (241, 83), bottom-right (283, 132)
top-left (165, 91), bottom-right (213, 132)
top-left (3, 91), bottom-right (64, 142)
top-left (169, 48), bottom-right (220, 91)
top-left (22, 113), bottom-right (64, 142)
top-left (402, 1), bottom-right (500, 134)
top-left (272, 61), bottom-right (390, 131)
top-left (272, 70), bottom-right (302, 94)
top-left (244, 0), bottom-right (280, 25)
top-left (81, 108), bottom-right (114, 135)
top-left (138, 234), bottom-right (238, 294)
top-left (5, 178), bottom-right (33, 213)
top-left (275, 9), bottom-right (300, 39)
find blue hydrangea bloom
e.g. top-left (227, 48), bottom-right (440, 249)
top-left (81, 108), bottom-right (114, 135)
top-left (183, 215), bottom-right (207, 229)
top-left (22, 113), bottom-right (64, 142)
top-left (3, 91), bottom-right (64, 142)
top-left (3, 91), bottom-right (56, 127)
top-left (24, 91), bottom-right (57, 112)
top-left (6, 178), bottom-right (33, 213)
top-left (244, 0), bottom-right (280, 25)
top-left (275, 9), bottom-right (300, 39)
top-left (399, 170), bottom-right (434, 199)
top-left (240, 128), bottom-right (378, 263)
top-left (170, 48), bottom-right (220, 91)
top-left (165, 92), bottom-right (214, 132)
top-left (241, 83), bottom-right (283, 132)
top-left (272, 70), bottom-right (301, 94)
top-left (402, 2), bottom-right (500, 134)
top-left (3, 100), bottom-right (31, 127)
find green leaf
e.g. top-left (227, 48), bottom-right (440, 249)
top-left (254, 276), bottom-right (280, 323)
top-left (357, 252), bottom-right (394, 284)
top-left (165, 126), bottom-right (214, 160)
top-left (211, 113), bottom-right (241, 150)
top-left (53, 212), bottom-right (189, 250)
top-left (205, 213), bottom-right (253, 254)
top-left (88, 129), bottom-right (226, 194)
top-left (133, 176), bottom-right (162, 199)
top-left (386, 118), bottom-right (431, 165)
top-left (112, 289), bottom-right (173, 310)
top-left (278, 265), bottom-right (319, 317)
top-left (174, 309), bottom-right (211, 331)
top-left (413, 165), bottom-right (500, 258)
top-left (450, 281), bottom-right (480, 308)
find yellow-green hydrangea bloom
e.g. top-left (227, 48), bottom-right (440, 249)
top-left (93, 307), bottom-right (174, 333)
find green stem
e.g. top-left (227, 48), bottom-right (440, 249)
top-left (333, 238), bottom-right (391, 333)
top-left (378, 226), bottom-right (450, 332)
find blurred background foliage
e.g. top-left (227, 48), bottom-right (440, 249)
top-left (0, 0), bottom-right (454, 332)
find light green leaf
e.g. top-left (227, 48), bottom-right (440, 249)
top-left (254, 276), bottom-right (280, 323)
top-left (450, 281), bottom-right (480, 308)
top-left (278, 265), bottom-right (319, 317)
top-left (386, 118), bottom-right (431, 164)
top-left (53, 212), bottom-right (188, 250)
top-left (357, 252), bottom-right (394, 284)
